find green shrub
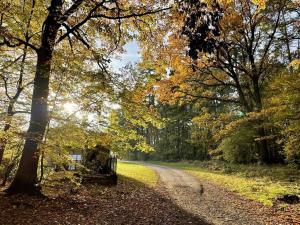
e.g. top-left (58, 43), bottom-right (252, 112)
top-left (284, 131), bottom-right (300, 166)
top-left (218, 127), bottom-right (257, 163)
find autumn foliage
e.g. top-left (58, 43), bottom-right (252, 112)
top-left (0, 0), bottom-right (299, 196)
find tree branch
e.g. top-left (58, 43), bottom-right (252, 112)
top-left (91, 7), bottom-right (171, 20)
top-left (177, 89), bottom-right (240, 104)
top-left (57, 5), bottom-right (171, 44)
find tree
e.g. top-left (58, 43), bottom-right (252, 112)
top-left (269, 62), bottom-right (300, 165)
top-left (1, 0), bottom-right (170, 194)
top-left (106, 66), bottom-right (164, 158)
top-left (0, 37), bottom-right (35, 165)
top-left (146, 103), bottom-right (203, 161)
top-left (140, 0), bottom-right (299, 164)
top-left (183, 0), bottom-right (299, 163)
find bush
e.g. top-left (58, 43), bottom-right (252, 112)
top-left (217, 127), bottom-right (257, 164)
top-left (283, 131), bottom-right (300, 166)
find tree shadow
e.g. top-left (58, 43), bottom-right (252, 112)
top-left (0, 175), bottom-right (211, 225)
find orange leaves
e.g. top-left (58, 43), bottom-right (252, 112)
top-left (154, 79), bottom-right (176, 104)
top-left (221, 9), bottom-right (242, 31)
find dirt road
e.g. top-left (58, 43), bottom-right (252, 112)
top-left (146, 164), bottom-right (263, 225)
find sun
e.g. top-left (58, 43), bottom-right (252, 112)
top-left (63, 102), bottom-right (78, 114)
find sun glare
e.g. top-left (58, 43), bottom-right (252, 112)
top-left (63, 102), bottom-right (78, 114)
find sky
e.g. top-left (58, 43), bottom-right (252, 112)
top-left (62, 40), bottom-right (141, 127)
top-left (110, 41), bottom-right (141, 71)
top-left (64, 41), bottom-right (141, 127)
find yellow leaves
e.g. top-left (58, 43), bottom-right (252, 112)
top-left (269, 71), bottom-right (300, 116)
top-left (215, 107), bottom-right (283, 140)
top-left (107, 109), bottom-right (155, 155)
top-left (2, 0), bottom-right (47, 45)
top-left (135, 141), bottom-right (155, 152)
top-left (251, 0), bottom-right (266, 9)
top-left (193, 106), bottom-right (283, 143)
top-left (254, 135), bottom-right (277, 142)
top-left (178, 82), bottom-right (190, 91)
top-left (204, 0), bottom-right (266, 10)
top-left (217, 0), bottom-right (233, 5)
top-left (202, 90), bottom-right (214, 98)
top-left (192, 112), bottom-right (213, 126)
top-left (168, 34), bottom-right (186, 50)
top-left (131, 88), bottom-right (147, 104)
top-left (170, 57), bottom-right (191, 80)
top-left (218, 0), bottom-right (268, 41)
top-left (289, 60), bottom-right (300, 70)
top-left (266, 69), bottom-right (300, 162)
top-left (116, 81), bottom-right (164, 131)
top-left (218, 0), bottom-right (266, 9)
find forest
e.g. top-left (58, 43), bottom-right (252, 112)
top-left (0, 0), bottom-right (299, 224)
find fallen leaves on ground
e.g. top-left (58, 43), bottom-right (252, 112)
top-left (0, 176), bottom-right (208, 225)
top-left (194, 178), bottom-right (300, 225)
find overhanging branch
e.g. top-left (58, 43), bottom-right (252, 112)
top-left (56, 6), bottom-right (171, 44)
top-left (177, 89), bottom-right (240, 104)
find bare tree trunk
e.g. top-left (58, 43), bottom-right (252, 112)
top-left (282, 12), bottom-right (292, 63)
top-left (252, 77), bottom-right (272, 164)
top-left (6, 0), bottom-right (63, 195)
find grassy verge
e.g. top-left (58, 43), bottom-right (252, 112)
top-left (42, 162), bottom-right (158, 196)
top-left (117, 161), bottom-right (158, 187)
top-left (150, 160), bottom-right (300, 206)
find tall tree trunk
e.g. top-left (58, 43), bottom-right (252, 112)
top-left (6, 52), bottom-right (52, 194)
top-left (282, 12), bottom-right (292, 63)
top-left (6, 0), bottom-right (63, 195)
top-left (252, 77), bottom-right (272, 164)
top-left (256, 126), bottom-right (271, 163)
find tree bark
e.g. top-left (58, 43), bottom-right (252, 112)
top-left (252, 76), bottom-right (272, 164)
top-left (256, 126), bottom-right (272, 163)
top-left (6, 0), bottom-right (63, 195)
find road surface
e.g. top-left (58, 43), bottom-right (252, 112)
top-left (146, 163), bottom-right (263, 225)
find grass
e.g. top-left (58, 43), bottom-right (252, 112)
top-left (150, 160), bottom-right (300, 206)
top-left (41, 162), bottom-right (158, 196)
top-left (117, 161), bottom-right (158, 187)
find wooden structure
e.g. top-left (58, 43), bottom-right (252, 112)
top-left (80, 145), bottom-right (118, 185)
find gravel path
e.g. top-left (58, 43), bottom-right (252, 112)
top-left (146, 164), bottom-right (263, 225)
